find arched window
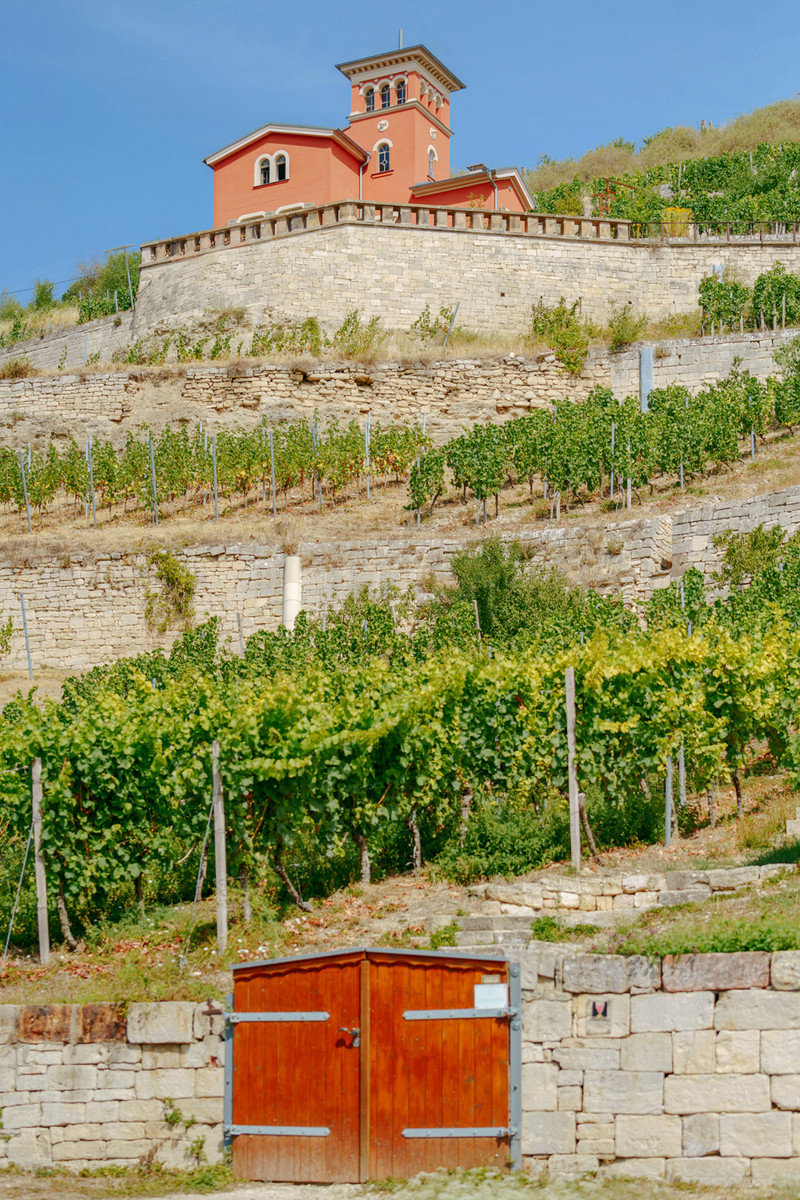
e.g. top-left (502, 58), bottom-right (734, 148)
top-left (396, 79), bottom-right (406, 104)
top-left (259, 158), bottom-right (270, 185)
top-left (428, 148), bottom-right (437, 179)
top-left (274, 153), bottom-right (288, 182)
top-left (380, 84), bottom-right (391, 109)
top-left (377, 142), bottom-right (390, 173)
top-left (365, 87), bottom-right (375, 113)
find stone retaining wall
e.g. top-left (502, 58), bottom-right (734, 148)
top-left (467, 864), bottom-right (794, 930)
top-left (0, 1000), bottom-right (224, 1170)
top-left (0, 312), bottom-right (134, 374)
top-left (2, 482), bottom-right (799, 674)
top-left (133, 221), bottom-right (800, 332)
top-left (518, 946), bottom-right (800, 1185)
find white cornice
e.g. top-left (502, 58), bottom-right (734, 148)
top-left (204, 124), bottom-right (368, 166)
top-left (347, 102), bottom-right (451, 138)
top-left (336, 45), bottom-right (465, 93)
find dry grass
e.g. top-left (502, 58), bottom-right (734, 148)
top-left (0, 669), bottom-right (68, 709)
top-left (527, 97), bottom-right (800, 194)
top-left (0, 305), bottom-right (79, 341)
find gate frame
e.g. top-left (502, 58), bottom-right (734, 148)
top-left (224, 947), bottom-right (521, 1173)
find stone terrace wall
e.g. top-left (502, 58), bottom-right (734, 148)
top-left (0, 484), bottom-right (798, 674)
top-left (134, 221), bottom-right (800, 333)
top-left (609, 327), bottom-right (799, 397)
top-left (0, 517), bottom-right (668, 674)
top-left (0, 312), bottom-right (134, 373)
top-left (0, 356), bottom-right (605, 449)
top-left (518, 946), bottom-right (800, 1185)
top-left (0, 999), bottom-right (224, 1170)
top-left (672, 485), bottom-right (800, 583)
top-left (2, 328), bottom-right (797, 451)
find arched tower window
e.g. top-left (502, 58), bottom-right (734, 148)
top-left (377, 142), bottom-right (390, 173)
top-left (428, 148), bottom-right (436, 179)
top-left (274, 153), bottom-right (288, 181)
top-left (380, 83), bottom-right (391, 109)
top-left (364, 87), bottom-right (375, 113)
top-left (396, 79), bottom-right (406, 104)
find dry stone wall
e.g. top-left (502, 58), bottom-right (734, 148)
top-left (0, 999), bottom-right (224, 1171)
top-left (3, 325), bottom-right (796, 451)
top-left (1, 484), bottom-right (798, 673)
top-left (134, 222), bottom-right (800, 333)
top-left (0, 312), bottom-right (134, 373)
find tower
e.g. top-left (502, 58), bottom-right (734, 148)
top-left (336, 45), bottom-right (466, 202)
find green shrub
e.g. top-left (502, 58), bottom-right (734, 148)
top-left (529, 297), bottom-right (588, 374)
top-left (144, 550), bottom-right (196, 634)
top-left (606, 304), bottom-right (648, 351)
top-left (332, 310), bottom-right (386, 359)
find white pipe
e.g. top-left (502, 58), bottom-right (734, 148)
top-left (359, 152), bottom-right (371, 202)
top-left (282, 555), bottom-right (302, 630)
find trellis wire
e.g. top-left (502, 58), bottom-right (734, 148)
top-left (1, 818), bottom-right (34, 974)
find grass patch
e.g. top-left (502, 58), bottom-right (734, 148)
top-left (531, 915), bottom-right (600, 942)
top-left (429, 921), bottom-right (459, 950)
top-left (0, 1163), bottom-right (233, 1199)
top-left (605, 872), bottom-right (800, 957)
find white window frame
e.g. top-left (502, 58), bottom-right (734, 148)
top-left (254, 152), bottom-right (290, 187)
top-left (427, 145), bottom-right (438, 180)
top-left (395, 77), bottom-right (407, 104)
top-left (374, 139), bottom-right (392, 173)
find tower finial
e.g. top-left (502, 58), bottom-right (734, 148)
top-left (398, 28), bottom-right (403, 49)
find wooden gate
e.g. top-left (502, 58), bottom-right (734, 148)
top-left (226, 948), bottom-right (521, 1183)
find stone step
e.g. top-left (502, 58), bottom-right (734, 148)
top-left (453, 914), bottom-right (538, 932)
top-left (788, 815), bottom-right (800, 839)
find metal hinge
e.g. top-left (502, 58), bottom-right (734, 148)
top-left (402, 1127), bottom-right (510, 1139)
top-left (224, 1124), bottom-right (331, 1137)
top-left (226, 1011), bottom-right (329, 1024)
top-left (403, 1007), bottom-right (517, 1021)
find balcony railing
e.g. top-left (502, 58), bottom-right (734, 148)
top-left (139, 202), bottom-right (800, 267)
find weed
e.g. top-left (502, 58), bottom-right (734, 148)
top-left (332, 310), bottom-right (387, 360)
top-left (531, 915), bottom-right (599, 942)
top-left (163, 1099), bottom-right (183, 1128)
top-left (529, 297), bottom-right (588, 374)
top-left (605, 304), bottom-right (648, 351)
top-left (144, 550), bottom-right (196, 634)
top-left (429, 921), bottom-right (459, 949)
top-left (0, 356), bottom-right (39, 379)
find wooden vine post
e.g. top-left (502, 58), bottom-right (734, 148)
top-left (565, 668), bottom-right (581, 871)
top-left (31, 758), bottom-right (50, 966)
top-left (212, 740), bottom-right (228, 954)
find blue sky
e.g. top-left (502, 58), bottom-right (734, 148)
top-left (3, 0), bottom-right (800, 299)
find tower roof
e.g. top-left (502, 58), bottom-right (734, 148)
top-left (335, 44), bottom-right (465, 93)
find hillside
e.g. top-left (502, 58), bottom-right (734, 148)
top-left (528, 100), bottom-right (800, 231)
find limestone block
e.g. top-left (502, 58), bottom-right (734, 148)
top-left (546, 1153), bottom-right (598, 1177)
top-left (715, 1029), bottom-right (759, 1073)
top-left (142, 1046), bottom-right (182, 1070)
top-left (0, 1007), bottom-right (18, 1045)
top-left (40, 1102), bottom-right (85, 1126)
top-left (106, 1139), bottom-right (152, 1160)
top-left (715, 989), bottom-right (800, 1030)
top-left (682, 1113), bottom-right (719, 1157)
top-left (762, 1029), bottom-right (800, 1074)
top-left (521, 1062), bottom-right (558, 1111)
top-left (774, 1076), bottom-right (800, 1112)
top-left (562, 955), bottom-right (658, 994)
top-left (662, 951), bottom-right (769, 992)
top-left (631, 991), bottom-right (714, 1033)
top-left (84, 1101), bottom-right (119, 1122)
top-left (657, 887), bottom-right (711, 906)
top-left (51, 1140), bottom-right (105, 1162)
top-left (751, 1158), bottom-right (800, 1185)
top-left (522, 1111), bottom-right (576, 1155)
top-left (575, 994), bottom-right (630, 1038)
top-left (6, 1129), bottom-right (51, 1168)
top-left (523, 999), bottom-right (572, 1042)
top-left (620, 1032), bottom-right (672, 1073)
top-left (117, 1099), bottom-right (164, 1122)
top-left (615, 1115), bottom-right (681, 1158)
top-left (127, 1002), bottom-right (201, 1045)
top-left (672, 1030), bottom-right (715, 1074)
top-left (720, 1112), bottom-right (792, 1157)
top-left (195, 1066), bottom-right (224, 1098)
top-left (134, 1068), bottom-right (195, 1100)
top-left (772, 951), bottom-right (800, 990)
top-left (666, 1156), bottom-right (749, 1184)
top-left (583, 1070), bottom-right (663, 1114)
top-left (46, 1064), bottom-right (97, 1091)
top-left (706, 867), bottom-right (759, 890)
top-left (602, 1157), bottom-right (666, 1179)
top-left (553, 1046), bottom-right (619, 1071)
top-left (664, 1073), bottom-right (770, 1113)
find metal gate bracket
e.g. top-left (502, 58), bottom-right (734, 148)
top-left (225, 1124), bottom-right (331, 1137)
top-left (403, 1007), bottom-right (516, 1020)
top-left (227, 1010), bottom-right (329, 1023)
top-left (402, 1127), bottom-right (509, 1139)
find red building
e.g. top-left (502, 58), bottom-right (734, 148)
top-left (204, 44), bottom-right (533, 226)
